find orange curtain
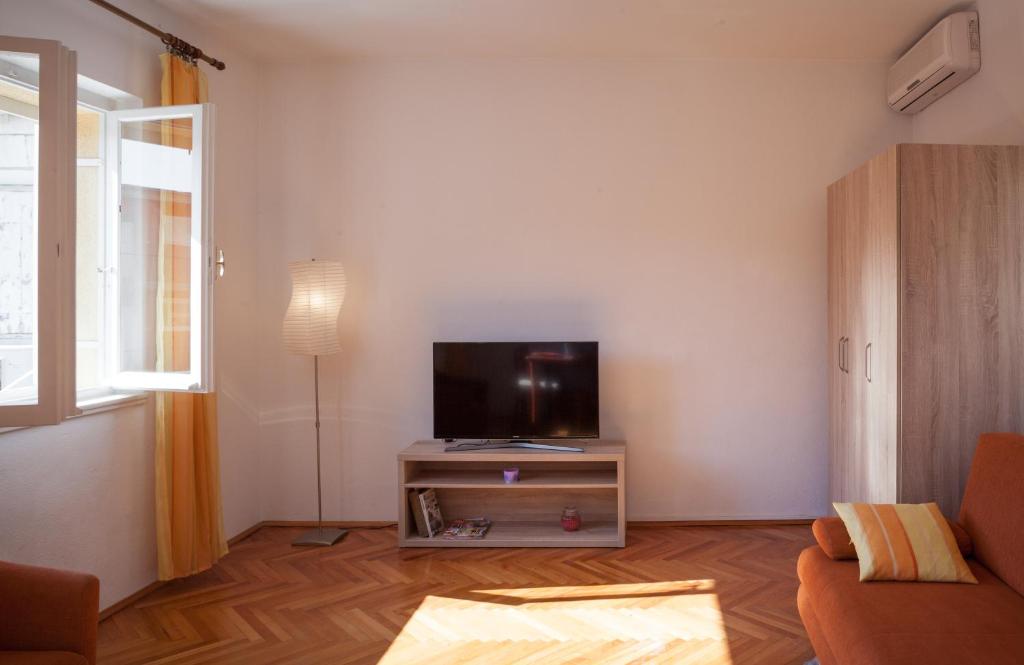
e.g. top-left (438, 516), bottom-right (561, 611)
top-left (155, 53), bottom-right (227, 580)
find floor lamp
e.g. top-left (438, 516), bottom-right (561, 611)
top-left (283, 259), bottom-right (348, 547)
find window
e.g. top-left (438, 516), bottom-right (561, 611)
top-left (0, 37), bottom-right (75, 426)
top-left (106, 104), bottom-right (214, 392)
top-left (0, 78), bottom-right (40, 406)
top-left (0, 37), bottom-right (215, 427)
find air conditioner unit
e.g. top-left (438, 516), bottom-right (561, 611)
top-left (887, 11), bottom-right (981, 114)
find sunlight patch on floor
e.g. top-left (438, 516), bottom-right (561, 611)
top-left (379, 580), bottom-right (734, 665)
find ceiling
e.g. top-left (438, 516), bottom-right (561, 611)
top-left (155, 0), bottom-right (961, 63)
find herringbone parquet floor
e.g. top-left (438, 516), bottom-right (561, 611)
top-left (98, 525), bottom-right (816, 664)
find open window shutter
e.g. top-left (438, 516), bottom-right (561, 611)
top-left (0, 37), bottom-right (77, 426)
top-left (106, 103), bottom-right (214, 392)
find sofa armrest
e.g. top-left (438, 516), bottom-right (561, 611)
top-left (811, 516), bottom-right (973, 560)
top-left (812, 518), bottom-right (858, 560)
top-left (0, 560), bottom-right (99, 665)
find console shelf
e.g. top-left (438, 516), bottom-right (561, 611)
top-left (398, 440), bottom-right (625, 548)
top-left (401, 520), bottom-right (620, 548)
top-left (404, 468), bottom-right (618, 489)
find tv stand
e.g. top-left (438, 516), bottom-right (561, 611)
top-left (443, 439), bottom-right (584, 453)
top-left (399, 439), bottom-right (625, 547)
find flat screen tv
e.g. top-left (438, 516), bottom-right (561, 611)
top-left (433, 342), bottom-right (599, 444)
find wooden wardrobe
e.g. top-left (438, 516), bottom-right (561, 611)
top-left (828, 144), bottom-right (1024, 516)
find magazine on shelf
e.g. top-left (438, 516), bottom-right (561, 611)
top-left (441, 518), bottom-right (492, 539)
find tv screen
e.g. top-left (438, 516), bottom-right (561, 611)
top-left (433, 342), bottom-right (599, 440)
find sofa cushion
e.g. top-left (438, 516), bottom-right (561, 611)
top-left (798, 546), bottom-right (1024, 665)
top-left (959, 433), bottom-right (1024, 596)
top-left (832, 502), bottom-right (976, 583)
top-left (0, 653), bottom-right (88, 665)
top-left (813, 516), bottom-right (971, 560)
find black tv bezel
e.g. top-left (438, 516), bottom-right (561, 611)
top-left (432, 341), bottom-right (600, 441)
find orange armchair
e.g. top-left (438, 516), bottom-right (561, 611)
top-left (0, 561), bottom-right (99, 665)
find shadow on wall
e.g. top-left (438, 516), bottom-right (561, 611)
top-left (277, 296), bottom-right (715, 520)
top-left (269, 289), bottom-right (813, 520)
top-left (427, 299), bottom-right (602, 343)
top-left (425, 299), bottom-right (696, 518)
top-left (600, 354), bottom-right (713, 519)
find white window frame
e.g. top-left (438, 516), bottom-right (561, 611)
top-left (69, 77), bottom-right (143, 408)
top-left (105, 104), bottom-right (215, 393)
top-left (0, 107), bottom-right (39, 408)
top-left (0, 36), bottom-right (76, 426)
top-left (73, 97), bottom-right (110, 404)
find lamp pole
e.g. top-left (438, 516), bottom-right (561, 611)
top-left (293, 353), bottom-right (347, 546)
top-left (314, 354), bottom-right (323, 533)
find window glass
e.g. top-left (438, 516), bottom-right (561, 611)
top-left (117, 115), bottom-right (194, 376)
top-left (0, 67), bottom-right (39, 406)
top-left (76, 105), bottom-right (104, 392)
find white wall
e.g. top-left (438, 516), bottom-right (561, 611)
top-left (255, 58), bottom-right (911, 522)
top-left (11, 0), bottom-right (1000, 609)
top-left (0, 0), bottom-right (262, 609)
top-left (913, 0), bottom-right (1024, 143)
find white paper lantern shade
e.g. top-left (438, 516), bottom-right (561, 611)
top-left (282, 260), bottom-right (347, 356)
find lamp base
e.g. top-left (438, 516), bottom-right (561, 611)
top-left (292, 527), bottom-right (348, 547)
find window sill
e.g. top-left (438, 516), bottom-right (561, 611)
top-left (74, 391), bottom-right (149, 416)
top-left (0, 391), bottom-right (149, 435)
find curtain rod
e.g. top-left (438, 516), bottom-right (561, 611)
top-left (86, 0), bottom-right (227, 71)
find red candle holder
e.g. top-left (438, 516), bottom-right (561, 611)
top-left (561, 506), bottom-right (582, 532)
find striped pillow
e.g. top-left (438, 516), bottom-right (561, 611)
top-left (833, 502), bottom-right (977, 584)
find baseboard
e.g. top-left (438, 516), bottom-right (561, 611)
top-left (228, 521), bottom-right (266, 544)
top-left (100, 520), bottom-right (268, 621)
top-left (261, 520), bottom-right (397, 528)
top-left (628, 519), bottom-right (815, 527)
top-left (99, 579), bottom-right (165, 621)
top-left (98, 520), bottom-right (395, 620)
top-left (98, 517), bottom-right (808, 620)
top-left (237, 519), bottom-right (806, 530)
top-left (262, 520), bottom-right (808, 529)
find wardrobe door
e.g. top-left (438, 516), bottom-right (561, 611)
top-left (827, 180), bottom-right (850, 504)
top-left (860, 146), bottom-right (899, 504)
top-left (844, 161), bottom-right (868, 504)
top-left (827, 161), bottom-right (868, 504)
top-left (900, 144), bottom-right (1024, 515)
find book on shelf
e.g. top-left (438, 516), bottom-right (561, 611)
top-left (416, 488), bottom-right (444, 538)
top-left (441, 518), bottom-right (492, 539)
top-left (407, 489), bottom-right (430, 537)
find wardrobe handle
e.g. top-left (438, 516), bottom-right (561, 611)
top-left (841, 337), bottom-right (849, 374)
top-left (865, 342), bottom-right (872, 383)
top-left (838, 337), bottom-right (844, 371)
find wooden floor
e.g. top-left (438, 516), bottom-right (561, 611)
top-left (99, 525), bottom-right (816, 664)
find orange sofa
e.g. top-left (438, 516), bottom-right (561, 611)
top-left (0, 561), bottom-right (99, 665)
top-left (798, 433), bottom-right (1024, 665)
